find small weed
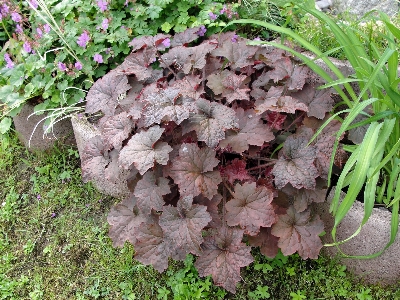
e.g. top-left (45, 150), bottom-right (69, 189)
top-left (84, 279), bottom-right (111, 299)
top-left (357, 288), bottom-right (373, 300)
top-left (248, 285), bottom-right (271, 299)
top-left (290, 290), bottom-right (307, 300)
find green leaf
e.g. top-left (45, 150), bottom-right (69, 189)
top-left (0, 117), bottom-right (12, 134)
top-left (161, 22), bottom-right (173, 33)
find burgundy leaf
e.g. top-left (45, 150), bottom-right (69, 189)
top-left (159, 195), bottom-right (211, 255)
top-left (182, 41), bottom-right (218, 74)
top-left (107, 194), bottom-right (148, 247)
top-left (128, 34), bottom-right (170, 52)
top-left (105, 149), bottom-right (127, 183)
top-left (169, 143), bottom-right (222, 199)
top-left (81, 135), bottom-right (108, 183)
top-left (291, 83), bottom-right (334, 119)
top-left (135, 215), bottom-right (186, 272)
top-left (142, 86), bottom-right (195, 126)
top-left (85, 71), bottom-right (131, 116)
top-left (255, 86), bottom-right (308, 115)
top-left (119, 126), bottom-right (173, 174)
top-left (212, 38), bottom-right (258, 68)
top-left (272, 129), bottom-right (318, 189)
top-left (193, 194), bottom-right (222, 228)
top-left (195, 227), bottom-right (254, 294)
top-left (219, 158), bottom-right (252, 184)
top-left (264, 111), bottom-right (287, 130)
top-left (171, 75), bottom-right (204, 100)
top-left (171, 27), bottom-right (201, 47)
top-left (267, 57), bottom-right (309, 90)
top-left (221, 73), bottom-right (250, 103)
top-left (219, 108), bottom-right (274, 153)
top-left (271, 206), bottom-right (324, 259)
top-left (293, 187), bottom-right (327, 213)
top-left (184, 98), bottom-right (238, 148)
top-left (100, 112), bottom-right (134, 150)
top-left (134, 171), bottom-right (171, 214)
top-left (206, 70), bottom-right (231, 95)
top-left (160, 46), bottom-right (193, 68)
top-left (248, 227), bottom-right (279, 259)
top-left (226, 182), bottom-right (276, 236)
top-left (118, 50), bottom-right (155, 81)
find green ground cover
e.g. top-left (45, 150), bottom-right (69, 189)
top-left (0, 133), bottom-right (399, 299)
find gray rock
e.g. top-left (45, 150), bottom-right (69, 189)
top-left (314, 189), bottom-right (400, 285)
top-left (316, 0), bottom-right (333, 11)
top-left (332, 0), bottom-right (398, 18)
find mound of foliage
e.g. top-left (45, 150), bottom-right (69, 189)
top-left (81, 28), bottom-right (345, 293)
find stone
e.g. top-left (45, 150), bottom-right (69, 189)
top-left (331, 0), bottom-right (398, 18)
top-left (13, 103), bottom-right (75, 151)
top-left (314, 190), bottom-right (400, 285)
top-left (71, 114), bottom-right (131, 199)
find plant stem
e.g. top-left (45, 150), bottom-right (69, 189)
top-left (1, 20), bottom-right (11, 40)
top-left (247, 162), bottom-right (276, 171)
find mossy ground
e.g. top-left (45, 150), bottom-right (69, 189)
top-left (0, 132), bottom-right (399, 299)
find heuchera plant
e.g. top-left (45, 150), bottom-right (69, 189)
top-left (82, 28), bottom-right (345, 293)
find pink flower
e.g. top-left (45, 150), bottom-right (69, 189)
top-left (4, 53), bottom-right (14, 69)
top-left (36, 27), bottom-right (43, 37)
top-left (15, 24), bottom-right (23, 33)
top-left (231, 34), bottom-right (238, 43)
top-left (44, 24), bottom-right (51, 33)
top-left (75, 61), bottom-right (82, 70)
top-left (209, 12), bottom-right (217, 21)
top-left (28, 0), bottom-right (39, 9)
top-left (51, 212), bottom-right (56, 218)
top-left (2, 4), bottom-right (9, 14)
top-left (77, 31), bottom-right (90, 48)
top-left (254, 37), bottom-right (261, 41)
top-left (162, 38), bottom-right (170, 48)
top-left (96, 0), bottom-right (108, 12)
top-left (11, 12), bottom-right (22, 22)
top-left (197, 25), bottom-right (206, 37)
top-left (101, 18), bottom-right (109, 30)
top-left (58, 62), bottom-right (67, 71)
top-left (93, 53), bottom-right (103, 63)
top-left (23, 42), bottom-right (32, 53)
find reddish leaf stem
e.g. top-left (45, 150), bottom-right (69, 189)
top-left (246, 162), bottom-right (276, 171)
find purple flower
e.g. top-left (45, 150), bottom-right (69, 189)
top-left (29, 0), bottom-right (39, 9)
top-left (96, 0), bottom-right (108, 12)
top-left (209, 12), bottom-right (217, 21)
top-left (124, 0), bottom-right (129, 6)
top-left (36, 27), bottom-right (43, 38)
top-left (197, 25), bottom-right (207, 37)
top-left (231, 34), bottom-right (238, 43)
top-left (11, 12), bottom-right (22, 22)
top-left (77, 31), bottom-right (90, 48)
top-left (2, 4), bottom-right (9, 14)
top-left (23, 42), bottom-right (32, 53)
top-left (15, 24), bottom-right (23, 34)
top-left (220, 6), bottom-right (227, 14)
top-left (162, 38), bottom-right (170, 48)
top-left (101, 18), bottom-right (109, 30)
top-left (93, 53), bottom-right (103, 63)
top-left (37, 194), bottom-right (41, 200)
top-left (4, 53), bottom-right (14, 69)
top-left (44, 24), bottom-right (51, 33)
top-left (105, 47), bottom-right (111, 54)
top-left (58, 62), bottom-right (67, 71)
top-left (254, 37), bottom-right (261, 41)
top-left (51, 212), bottom-right (56, 218)
top-left (74, 61), bottom-right (82, 70)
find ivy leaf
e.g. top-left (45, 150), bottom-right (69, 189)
top-left (171, 75), bottom-right (204, 100)
top-left (182, 41), bottom-right (218, 74)
top-left (142, 86), bottom-right (195, 126)
top-left (159, 195), bottom-right (211, 256)
top-left (100, 112), bottom-right (134, 150)
top-left (135, 215), bottom-right (186, 272)
top-left (219, 108), bottom-right (274, 153)
top-left (255, 86), bottom-right (308, 115)
top-left (271, 206), bottom-right (324, 259)
top-left (169, 143), bottom-right (222, 199)
top-left (267, 57), bottom-right (309, 90)
top-left (184, 99), bottom-right (238, 148)
top-left (119, 126), bottom-right (173, 174)
top-left (171, 27), bottom-right (201, 47)
top-left (226, 182), bottom-right (276, 236)
top-left (107, 194), bottom-right (148, 247)
top-left (212, 38), bottom-right (258, 69)
top-left (134, 171), bottom-right (171, 214)
top-left (195, 227), bottom-right (254, 294)
top-left (85, 71), bottom-right (131, 116)
top-left (219, 158), bottom-right (252, 184)
top-left (248, 227), bottom-right (279, 259)
top-left (291, 83), bottom-right (334, 119)
top-left (193, 194), bottom-right (222, 229)
top-left (221, 73), bottom-right (250, 103)
top-left (81, 135), bottom-right (109, 183)
top-left (272, 130), bottom-right (318, 189)
top-left (118, 49), bottom-right (155, 81)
